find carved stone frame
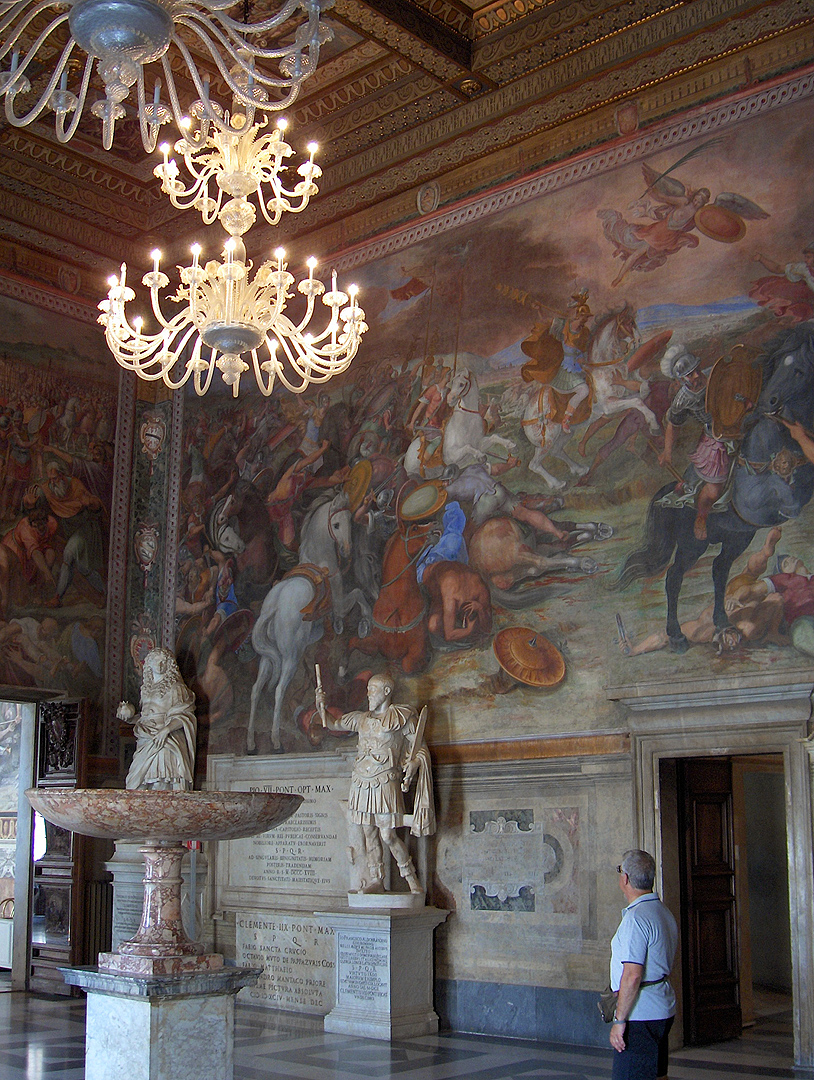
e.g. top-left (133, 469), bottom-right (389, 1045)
top-left (617, 677), bottom-right (814, 1067)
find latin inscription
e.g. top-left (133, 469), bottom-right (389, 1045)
top-left (228, 783), bottom-right (345, 895)
top-left (236, 913), bottom-right (336, 1014)
top-left (336, 931), bottom-right (389, 1006)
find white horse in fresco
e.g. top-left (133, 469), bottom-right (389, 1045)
top-left (246, 492), bottom-right (371, 754)
top-left (403, 367), bottom-right (515, 478)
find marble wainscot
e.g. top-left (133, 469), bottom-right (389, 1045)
top-left (26, 788), bottom-right (301, 1080)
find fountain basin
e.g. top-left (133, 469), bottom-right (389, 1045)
top-left (25, 788), bottom-right (302, 843)
top-left (26, 787), bottom-right (303, 975)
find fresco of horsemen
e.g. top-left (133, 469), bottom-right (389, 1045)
top-left (174, 268), bottom-right (814, 756)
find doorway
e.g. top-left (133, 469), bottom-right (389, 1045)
top-left (659, 753), bottom-right (792, 1046)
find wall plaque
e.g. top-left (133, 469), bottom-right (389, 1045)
top-left (236, 911), bottom-right (336, 1014)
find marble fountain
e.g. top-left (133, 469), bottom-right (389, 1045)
top-left (26, 786), bottom-right (302, 1080)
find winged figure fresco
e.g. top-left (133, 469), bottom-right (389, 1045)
top-left (598, 148), bottom-right (769, 287)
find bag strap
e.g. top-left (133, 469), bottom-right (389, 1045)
top-left (640, 974), bottom-right (669, 987)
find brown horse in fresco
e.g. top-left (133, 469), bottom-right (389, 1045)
top-left (348, 521), bottom-right (437, 674)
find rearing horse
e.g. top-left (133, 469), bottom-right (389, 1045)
top-left (403, 367), bottom-right (515, 478)
top-left (520, 306), bottom-right (643, 490)
top-left (616, 326), bottom-right (814, 650)
top-left (348, 519), bottom-right (440, 673)
top-left (247, 492), bottom-right (372, 753)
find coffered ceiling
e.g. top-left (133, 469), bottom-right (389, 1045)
top-left (0, 0), bottom-right (812, 313)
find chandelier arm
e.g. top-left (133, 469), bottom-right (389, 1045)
top-left (54, 53), bottom-right (94, 144)
top-left (158, 49), bottom-right (197, 135)
top-left (192, 351), bottom-right (218, 397)
top-left (174, 15), bottom-right (308, 88)
top-left (1, 16), bottom-right (75, 127)
top-left (0, 0), bottom-right (62, 58)
top-left (251, 347), bottom-right (280, 396)
top-left (204, 0), bottom-right (306, 36)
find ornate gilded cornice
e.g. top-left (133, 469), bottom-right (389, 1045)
top-left (312, 76), bottom-right (456, 154)
top-left (360, 0), bottom-right (473, 65)
top-left (407, 0), bottom-right (474, 38)
top-left (295, 1), bottom-right (814, 218)
top-left (293, 57), bottom-right (417, 127)
top-left (332, 0), bottom-right (467, 79)
top-left (0, 194), bottom-right (129, 269)
top-left (0, 272), bottom-right (99, 324)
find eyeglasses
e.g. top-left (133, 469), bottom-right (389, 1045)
top-left (616, 865), bottom-right (625, 874)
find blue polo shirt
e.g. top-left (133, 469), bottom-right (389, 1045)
top-left (610, 893), bottom-right (677, 1021)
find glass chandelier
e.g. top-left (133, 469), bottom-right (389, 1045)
top-left (154, 104), bottom-right (322, 236)
top-left (98, 236), bottom-right (368, 397)
top-left (0, 0), bottom-right (332, 150)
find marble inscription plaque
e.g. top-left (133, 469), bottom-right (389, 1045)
top-left (236, 912), bottom-right (335, 1014)
top-left (336, 931), bottom-right (389, 1007)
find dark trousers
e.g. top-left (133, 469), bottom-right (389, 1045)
top-left (611, 1016), bottom-right (674, 1080)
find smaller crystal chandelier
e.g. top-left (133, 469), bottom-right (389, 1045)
top-left (98, 237), bottom-right (368, 397)
top-left (154, 104), bottom-right (322, 236)
top-left (0, 0), bottom-right (332, 150)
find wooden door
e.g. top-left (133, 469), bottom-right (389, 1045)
top-left (677, 757), bottom-right (742, 1044)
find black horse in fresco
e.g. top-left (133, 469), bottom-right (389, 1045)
top-left (617, 326), bottom-right (814, 651)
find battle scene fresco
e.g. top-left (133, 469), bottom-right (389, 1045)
top-left (0, 295), bottom-right (116, 748)
top-left (176, 91), bottom-right (814, 755)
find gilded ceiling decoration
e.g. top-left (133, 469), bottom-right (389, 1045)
top-left (0, 0), bottom-right (811, 314)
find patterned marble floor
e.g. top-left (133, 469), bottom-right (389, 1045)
top-left (0, 989), bottom-right (802, 1079)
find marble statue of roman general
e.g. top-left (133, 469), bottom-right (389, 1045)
top-left (316, 672), bottom-right (435, 895)
top-left (118, 647), bottom-right (197, 791)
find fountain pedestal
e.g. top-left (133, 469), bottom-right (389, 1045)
top-left (26, 788), bottom-right (302, 1080)
top-left (61, 966), bottom-right (260, 1080)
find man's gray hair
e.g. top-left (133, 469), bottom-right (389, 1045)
top-left (620, 849), bottom-right (656, 891)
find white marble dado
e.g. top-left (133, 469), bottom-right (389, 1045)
top-left (235, 911), bottom-right (336, 1013)
top-left (319, 907), bottom-right (448, 1040)
top-left (208, 753), bottom-right (354, 911)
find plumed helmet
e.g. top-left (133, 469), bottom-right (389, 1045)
top-left (661, 343), bottom-right (700, 381)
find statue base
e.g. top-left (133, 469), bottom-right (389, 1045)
top-left (348, 890), bottom-right (424, 910)
top-left (60, 964), bottom-right (260, 1080)
top-left (317, 906), bottom-right (448, 1040)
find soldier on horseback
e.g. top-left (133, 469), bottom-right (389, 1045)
top-left (658, 344), bottom-right (760, 541)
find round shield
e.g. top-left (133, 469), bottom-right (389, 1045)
top-left (493, 627), bottom-right (566, 688)
top-left (705, 347), bottom-right (763, 438)
top-left (627, 330), bottom-right (673, 373)
top-left (343, 459), bottom-right (373, 513)
top-left (399, 481), bottom-right (447, 522)
top-left (695, 204), bottom-right (746, 244)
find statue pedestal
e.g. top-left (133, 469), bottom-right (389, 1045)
top-left (61, 965), bottom-right (260, 1080)
top-left (318, 907), bottom-right (448, 1040)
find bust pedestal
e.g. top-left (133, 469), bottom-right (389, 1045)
top-left (318, 906), bottom-right (448, 1040)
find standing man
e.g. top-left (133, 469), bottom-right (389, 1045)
top-left (610, 849), bottom-right (678, 1080)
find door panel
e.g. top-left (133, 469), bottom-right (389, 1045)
top-left (678, 757), bottom-right (742, 1044)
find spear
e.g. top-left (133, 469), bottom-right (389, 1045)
top-left (638, 137), bottom-right (726, 199)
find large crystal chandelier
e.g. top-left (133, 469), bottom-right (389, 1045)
top-left (0, 0), bottom-right (332, 150)
top-left (98, 104), bottom-right (367, 398)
